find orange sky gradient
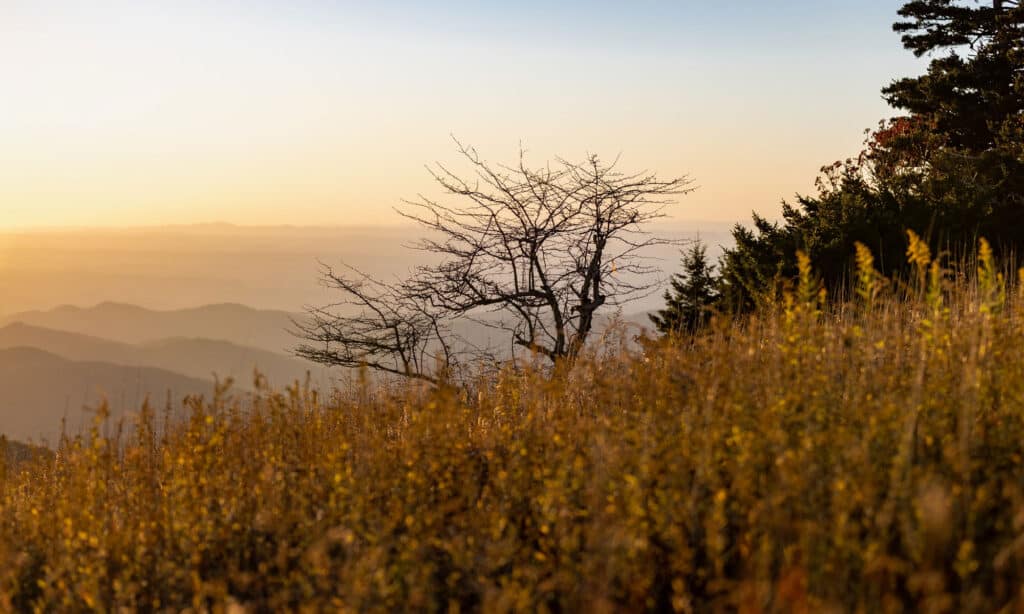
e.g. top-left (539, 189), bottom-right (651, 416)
top-left (1, 2), bottom-right (924, 229)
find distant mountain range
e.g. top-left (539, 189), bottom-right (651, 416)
top-left (0, 224), bottom-right (735, 316)
top-left (0, 347), bottom-right (213, 444)
top-left (0, 222), bottom-right (712, 448)
top-left (1, 302), bottom-right (301, 354)
top-left (0, 303), bottom-right (340, 446)
top-left (0, 322), bottom-right (319, 387)
top-left (0, 300), bottom-right (657, 446)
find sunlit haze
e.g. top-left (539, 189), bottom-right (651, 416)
top-left (2, 1), bottom-right (922, 229)
top-left (5, 2), bottom-right (1024, 602)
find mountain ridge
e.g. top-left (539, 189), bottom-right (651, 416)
top-left (1, 302), bottom-right (303, 354)
top-left (0, 347), bottom-right (214, 444)
top-left (0, 322), bottom-right (321, 388)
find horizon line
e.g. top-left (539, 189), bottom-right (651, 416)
top-left (0, 217), bottom-right (749, 234)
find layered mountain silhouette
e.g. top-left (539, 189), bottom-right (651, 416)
top-left (0, 303), bottom-right (338, 446)
top-left (0, 322), bottom-right (318, 387)
top-left (0, 300), bottom-right (655, 446)
top-left (1, 302), bottom-right (301, 354)
top-left (0, 347), bottom-right (213, 444)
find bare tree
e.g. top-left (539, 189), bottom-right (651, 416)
top-left (295, 266), bottom-right (453, 384)
top-left (296, 141), bottom-right (693, 383)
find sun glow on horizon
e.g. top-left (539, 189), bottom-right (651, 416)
top-left (1, 1), bottom-right (923, 230)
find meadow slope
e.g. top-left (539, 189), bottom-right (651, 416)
top-left (2, 247), bottom-right (1024, 611)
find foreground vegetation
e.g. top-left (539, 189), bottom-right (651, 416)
top-left (4, 238), bottom-right (1024, 611)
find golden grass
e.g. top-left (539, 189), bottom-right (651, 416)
top-left (4, 236), bottom-right (1024, 611)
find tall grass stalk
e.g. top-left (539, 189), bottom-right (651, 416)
top-left (3, 241), bottom-right (1024, 611)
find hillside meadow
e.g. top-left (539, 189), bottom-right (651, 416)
top-left (4, 238), bottom-right (1024, 611)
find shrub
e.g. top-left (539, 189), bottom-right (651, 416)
top-left (3, 241), bottom-right (1024, 611)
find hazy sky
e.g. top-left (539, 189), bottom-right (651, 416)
top-left (1, 1), bottom-right (925, 229)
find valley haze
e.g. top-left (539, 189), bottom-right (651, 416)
top-left (0, 222), bottom-right (729, 444)
top-left (0, 222), bottom-right (734, 316)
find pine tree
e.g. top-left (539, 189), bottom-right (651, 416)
top-left (717, 0), bottom-right (1024, 309)
top-left (884, 0), bottom-right (1022, 160)
top-left (650, 242), bottom-right (718, 334)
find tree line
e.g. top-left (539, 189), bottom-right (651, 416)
top-left (654, 0), bottom-right (1023, 333)
top-left (299, 0), bottom-right (1024, 378)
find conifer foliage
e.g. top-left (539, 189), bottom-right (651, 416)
top-left (649, 242), bottom-right (718, 334)
top-left (712, 0), bottom-right (1024, 310)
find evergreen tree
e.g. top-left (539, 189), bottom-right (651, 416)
top-left (650, 242), bottom-right (718, 334)
top-left (718, 0), bottom-right (1024, 308)
top-left (887, 0), bottom-right (1022, 155)
top-left (882, 0), bottom-right (1024, 234)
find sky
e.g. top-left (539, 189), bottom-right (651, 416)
top-left (0, 1), bottom-right (926, 230)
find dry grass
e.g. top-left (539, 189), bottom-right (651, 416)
top-left (4, 236), bottom-right (1024, 611)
